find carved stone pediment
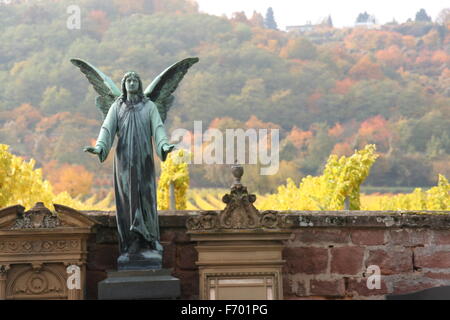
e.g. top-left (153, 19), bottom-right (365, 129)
top-left (12, 202), bottom-right (59, 229)
top-left (0, 202), bottom-right (95, 300)
top-left (186, 165), bottom-right (294, 232)
top-left (220, 184), bottom-right (259, 229)
top-left (0, 202), bottom-right (95, 230)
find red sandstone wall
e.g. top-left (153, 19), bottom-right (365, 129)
top-left (84, 211), bottom-right (450, 300)
top-left (283, 228), bottom-right (450, 299)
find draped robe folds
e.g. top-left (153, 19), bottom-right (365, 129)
top-left (95, 99), bottom-right (170, 254)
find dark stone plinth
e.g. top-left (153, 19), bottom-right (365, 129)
top-left (98, 269), bottom-right (180, 300)
top-left (117, 250), bottom-right (162, 271)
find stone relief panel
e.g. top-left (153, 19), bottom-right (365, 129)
top-left (6, 264), bottom-right (67, 299)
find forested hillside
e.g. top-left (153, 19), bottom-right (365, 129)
top-left (0, 0), bottom-right (449, 196)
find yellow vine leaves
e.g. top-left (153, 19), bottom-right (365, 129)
top-left (0, 144), bottom-right (114, 211)
top-left (157, 149), bottom-right (190, 210)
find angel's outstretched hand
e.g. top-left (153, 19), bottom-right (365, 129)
top-left (83, 146), bottom-right (101, 155)
top-left (162, 144), bottom-right (176, 154)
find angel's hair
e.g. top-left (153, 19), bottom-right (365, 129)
top-left (120, 71), bottom-right (145, 103)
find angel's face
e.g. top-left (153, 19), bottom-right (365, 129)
top-left (125, 76), bottom-right (140, 94)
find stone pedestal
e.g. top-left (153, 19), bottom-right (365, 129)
top-left (0, 203), bottom-right (95, 300)
top-left (187, 165), bottom-right (294, 300)
top-left (190, 231), bottom-right (290, 300)
top-left (98, 269), bottom-right (180, 300)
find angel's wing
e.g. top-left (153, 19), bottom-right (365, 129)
top-left (70, 59), bottom-right (121, 119)
top-left (144, 57), bottom-right (199, 123)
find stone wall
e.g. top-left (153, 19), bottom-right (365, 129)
top-left (83, 210), bottom-right (450, 300)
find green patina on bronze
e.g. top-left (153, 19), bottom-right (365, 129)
top-left (71, 57), bottom-right (198, 270)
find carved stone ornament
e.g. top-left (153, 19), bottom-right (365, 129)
top-left (187, 164), bottom-right (295, 231)
top-left (0, 203), bottom-right (95, 300)
top-left (12, 202), bottom-right (60, 229)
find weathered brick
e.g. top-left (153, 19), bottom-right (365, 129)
top-left (162, 242), bottom-right (177, 269)
top-left (425, 272), bottom-right (450, 280)
top-left (160, 230), bottom-right (176, 242)
top-left (414, 248), bottom-right (450, 269)
top-left (284, 275), bottom-right (308, 297)
top-left (177, 244), bottom-right (198, 270)
top-left (293, 229), bottom-right (350, 244)
top-left (366, 248), bottom-right (413, 275)
top-left (94, 227), bottom-right (118, 244)
top-left (351, 229), bottom-right (386, 245)
top-left (283, 247), bottom-right (328, 274)
top-left (346, 277), bottom-right (389, 296)
top-left (87, 243), bottom-right (119, 271)
top-left (173, 270), bottom-right (199, 300)
top-left (389, 229), bottom-right (431, 246)
top-left (330, 246), bottom-right (364, 275)
top-left (433, 230), bottom-right (450, 245)
top-left (392, 280), bottom-right (439, 295)
top-left (310, 279), bottom-right (345, 297)
top-left (175, 229), bottom-right (192, 243)
top-left (160, 229), bottom-right (191, 243)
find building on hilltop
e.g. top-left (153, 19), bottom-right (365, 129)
top-left (286, 23), bottom-right (314, 33)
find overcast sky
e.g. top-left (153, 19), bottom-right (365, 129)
top-left (195, 0), bottom-right (447, 29)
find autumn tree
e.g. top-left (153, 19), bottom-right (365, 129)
top-left (349, 55), bottom-right (383, 80)
top-left (376, 45), bottom-right (404, 69)
top-left (113, 0), bottom-right (152, 15)
top-left (43, 162), bottom-right (94, 197)
top-left (436, 8), bottom-right (450, 25)
top-left (357, 115), bottom-right (392, 152)
top-left (249, 11), bottom-right (265, 28)
top-left (231, 11), bottom-right (248, 24)
top-left (264, 7), bottom-right (277, 30)
top-left (280, 38), bottom-right (317, 60)
top-left (415, 9), bottom-right (432, 23)
top-left (356, 12), bottom-right (374, 23)
top-left (286, 127), bottom-right (313, 150)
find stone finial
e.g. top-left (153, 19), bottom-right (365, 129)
top-left (231, 162), bottom-right (244, 187)
top-left (186, 164), bottom-right (293, 231)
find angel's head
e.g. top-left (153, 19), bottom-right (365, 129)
top-left (121, 71), bottom-right (144, 101)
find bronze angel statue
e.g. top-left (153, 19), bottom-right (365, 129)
top-left (71, 57), bottom-right (199, 270)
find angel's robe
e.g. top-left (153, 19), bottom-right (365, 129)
top-left (94, 98), bottom-right (170, 254)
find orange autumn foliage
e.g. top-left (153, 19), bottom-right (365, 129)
top-left (88, 10), bottom-right (110, 35)
top-left (0, 104), bottom-right (42, 130)
top-left (307, 91), bottom-right (322, 112)
top-left (432, 50), bottom-right (450, 64)
top-left (402, 35), bottom-right (416, 49)
top-left (328, 123), bottom-right (344, 137)
top-left (35, 112), bottom-right (71, 133)
top-left (245, 115), bottom-right (280, 129)
top-left (287, 127), bottom-right (313, 149)
top-left (208, 117), bottom-right (243, 130)
top-left (376, 45), bottom-right (404, 68)
top-left (332, 78), bottom-right (355, 95)
top-left (43, 161), bottom-right (93, 197)
top-left (357, 115), bottom-right (391, 150)
top-left (331, 142), bottom-right (353, 157)
top-left (344, 29), bottom-right (402, 51)
top-left (349, 55), bottom-right (383, 80)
